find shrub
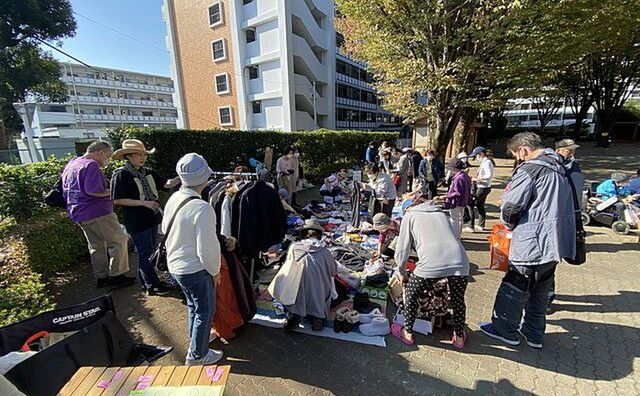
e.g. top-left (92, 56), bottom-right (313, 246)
top-left (3, 211), bottom-right (87, 275)
top-left (108, 128), bottom-right (399, 180)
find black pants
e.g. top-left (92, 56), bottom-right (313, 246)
top-left (471, 187), bottom-right (491, 228)
top-left (405, 275), bottom-right (469, 337)
top-left (426, 180), bottom-right (438, 199)
top-left (373, 199), bottom-right (395, 217)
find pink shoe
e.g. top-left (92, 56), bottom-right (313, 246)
top-left (452, 330), bottom-right (467, 349)
top-left (391, 323), bottom-right (415, 346)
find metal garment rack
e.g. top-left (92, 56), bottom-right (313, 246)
top-left (209, 171), bottom-right (259, 282)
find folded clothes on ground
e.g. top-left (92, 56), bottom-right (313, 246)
top-left (363, 259), bottom-right (385, 277)
top-left (353, 292), bottom-right (381, 314)
top-left (364, 273), bottom-right (389, 289)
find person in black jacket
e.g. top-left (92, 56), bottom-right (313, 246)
top-left (409, 149), bottom-right (423, 192)
top-left (111, 139), bottom-right (174, 296)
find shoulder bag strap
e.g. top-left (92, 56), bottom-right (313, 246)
top-left (159, 196), bottom-right (200, 248)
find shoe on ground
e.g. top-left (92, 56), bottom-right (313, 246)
top-left (518, 328), bottom-right (543, 349)
top-left (342, 310), bottom-right (360, 333)
top-left (312, 318), bottom-right (325, 332)
top-left (478, 322), bottom-right (520, 346)
top-left (333, 307), bottom-right (349, 333)
top-left (284, 316), bottom-right (300, 333)
top-left (474, 225), bottom-right (484, 232)
top-left (358, 308), bottom-right (384, 324)
top-left (452, 330), bottom-right (467, 349)
top-left (185, 349), bottom-right (223, 366)
top-left (109, 274), bottom-right (136, 288)
top-left (146, 281), bottom-right (173, 296)
top-left (462, 226), bottom-right (475, 233)
top-left (390, 323), bottom-right (415, 346)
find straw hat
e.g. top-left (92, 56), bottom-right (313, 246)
top-left (112, 139), bottom-right (156, 159)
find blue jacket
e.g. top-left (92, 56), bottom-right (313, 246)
top-left (365, 146), bottom-right (375, 163)
top-left (596, 179), bottom-right (631, 199)
top-left (418, 157), bottom-right (444, 184)
top-left (501, 149), bottom-right (576, 266)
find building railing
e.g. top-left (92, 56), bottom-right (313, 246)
top-left (71, 95), bottom-right (175, 108)
top-left (336, 72), bottom-right (373, 90)
top-left (62, 76), bottom-right (175, 93)
top-left (78, 114), bottom-right (177, 123)
top-left (336, 97), bottom-right (378, 110)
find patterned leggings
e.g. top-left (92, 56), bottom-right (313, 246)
top-left (404, 275), bottom-right (469, 337)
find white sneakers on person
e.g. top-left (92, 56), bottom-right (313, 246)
top-left (462, 226), bottom-right (475, 233)
top-left (185, 349), bottom-right (223, 366)
top-left (474, 225), bottom-right (484, 232)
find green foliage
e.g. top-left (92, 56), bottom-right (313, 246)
top-left (0, 156), bottom-right (66, 221)
top-left (108, 128), bottom-right (398, 180)
top-left (0, 272), bottom-right (53, 327)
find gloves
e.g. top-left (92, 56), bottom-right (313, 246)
top-left (224, 236), bottom-right (237, 252)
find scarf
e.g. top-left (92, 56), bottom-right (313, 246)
top-left (125, 161), bottom-right (157, 201)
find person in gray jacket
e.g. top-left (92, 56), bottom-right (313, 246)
top-left (392, 202), bottom-right (470, 349)
top-left (480, 132), bottom-right (576, 349)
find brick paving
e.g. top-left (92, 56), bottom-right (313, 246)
top-left (50, 143), bottom-right (640, 395)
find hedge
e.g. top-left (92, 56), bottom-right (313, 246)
top-left (108, 128), bottom-right (399, 180)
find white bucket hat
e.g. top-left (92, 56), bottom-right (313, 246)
top-left (176, 153), bottom-right (212, 187)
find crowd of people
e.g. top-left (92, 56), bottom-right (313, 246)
top-left (58, 132), bottom-right (638, 367)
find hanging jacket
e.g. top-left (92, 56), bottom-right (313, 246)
top-left (236, 181), bottom-right (287, 255)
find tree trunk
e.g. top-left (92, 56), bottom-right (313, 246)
top-left (455, 107), bottom-right (478, 153)
top-left (432, 106), bottom-right (463, 159)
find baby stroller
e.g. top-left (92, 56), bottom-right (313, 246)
top-left (583, 183), bottom-right (632, 234)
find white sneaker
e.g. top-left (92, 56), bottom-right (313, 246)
top-left (358, 308), bottom-right (384, 324)
top-left (185, 349), bottom-right (223, 366)
top-left (474, 225), bottom-right (484, 232)
top-left (462, 227), bottom-right (475, 233)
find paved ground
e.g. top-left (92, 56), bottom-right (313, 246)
top-left (50, 143), bottom-right (640, 395)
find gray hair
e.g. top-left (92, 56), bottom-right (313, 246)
top-left (86, 140), bottom-right (112, 153)
top-left (507, 132), bottom-right (544, 153)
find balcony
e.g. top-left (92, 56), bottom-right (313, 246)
top-left (336, 72), bottom-right (373, 90)
top-left (292, 35), bottom-right (327, 84)
top-left (291, 1), bottom-right (327, 51)
top-left (336, 97), bottom-right (377, 110)
top-left (294, 74), bottom-right (328, 115)
top-left (72, 95), bottom-right (175, 109)
top-left (34, 111), bottom-right (76, 125)
top-left (79, 114), bottom-right (177, 124)
top-left (62, 76), bottom-right (174, 94)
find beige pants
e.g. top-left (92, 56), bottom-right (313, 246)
top-left (448, 207), bottom-right (464, 239)
top-left (78, 213), bottom-right (130, 279)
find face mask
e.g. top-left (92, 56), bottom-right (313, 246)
top-left (426, 156), bottom-right (433, 161)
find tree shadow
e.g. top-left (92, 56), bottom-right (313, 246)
top-left (584, 243), bottom-right (640, 253)
top-left (551, 291), bottom-right (640, 314)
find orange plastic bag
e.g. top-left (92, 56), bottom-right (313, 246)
top-left (488, 224), bottom-right (511, 271)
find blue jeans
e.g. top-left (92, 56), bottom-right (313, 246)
top-left (131, 226), bottom-right (160, 289)
top-left (173, 270), bottom-right (216, 360)
top-left (491, 262), bottom-right (557, 344)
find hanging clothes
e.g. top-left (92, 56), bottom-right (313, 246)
top-left (211, 256), bottom-right (245, 339)
top-left (221, 244), bottom-right (256, 322)
top-left (351, 182), bottom-right (362, 228)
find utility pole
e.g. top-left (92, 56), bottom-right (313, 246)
top-left (311, 81), bottom-right (317, 129)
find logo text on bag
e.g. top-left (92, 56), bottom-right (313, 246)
top-left (52, 307), bottom-right (102, 325)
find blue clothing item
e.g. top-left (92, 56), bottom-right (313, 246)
top-left (418, 158), bottom-right (444, 184)
top-left (491, 262), bottom-right (557, 344)
top-left (173, 269), bottom-right (216, 360)
top-left (131, 225), bottom-right (160, 289)
top-left (595, 179), bottom-right (619, 199)
top-left (365, 146), bottom-right (375, 163)
top-left (629, 178), bottom-right (640, 194)
top-left (501, 149), bottom-right (576, 266)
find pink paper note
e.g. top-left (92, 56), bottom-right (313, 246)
top-left (112, 370), bottom-right (124, 381)
top-left (137, 375), bottom-right (154, 382)
top-left (135, 382), bottom-right (150, 390)
top-left (96, 380), bottom-right (111, 389)
top-left (212, 367), bottom-right (224, 382)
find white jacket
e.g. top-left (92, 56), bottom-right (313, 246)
top-left (162, 188), bottom-right (221, 276)
top-left (476, 157), bottom-right (495, 188)
top-left (367, 172), bottom-right (396, 200)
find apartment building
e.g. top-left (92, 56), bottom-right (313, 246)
top-left (163, 0), bottom-right (402, 131)
top-left (163, 0), bottom-right (336, 130)
top-left (503, 98), bottom-right (595, 130)
top-left (15, 62), bottom-right (178, 140)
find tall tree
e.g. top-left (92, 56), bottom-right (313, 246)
top-left (0, 0), bottom-right (76, 149)
top-left (336, 0), bottom-right (523, 156)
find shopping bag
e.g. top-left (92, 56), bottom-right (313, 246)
top-left (267, 247), bottom-right (306, 305)
top-left (488, 224), bottom-right (511, 271)
top-left (624, 207), bottom-right (639, 227)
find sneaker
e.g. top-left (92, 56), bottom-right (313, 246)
top-left (109, 274), bottom-right (136, 288)
top-left (452, 330), bottom-right (467, 349)
top-left (478, 322), bottom-right (520, 346)
top-left (462, 226), bottom-right (475, 233)
top-left (518, 328), bottom-right (543, 349)
top-left (146, 281), bottom-right (173, 296)
top-left (474, 225), bottom-right (484, 232)
top-left (185, 349), bottom-right (223, 366)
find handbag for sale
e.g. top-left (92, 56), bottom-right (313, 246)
top-left (150, 196), bottom-right (199, 271)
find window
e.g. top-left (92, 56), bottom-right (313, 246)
top-left (252, 100), bottom-right (262, 114)
top-left (248, 65), bottom-right (259, 79)
top-left (208, 2), bottom-right (223, 27)
top-left (242, 0), bottom-right (254, 4)
top-left (211, 38), bottom-right (226, 61)
top-left (246, 28), bottom-right (256, 43)
top-left (219, 106), bottom-right (233, 125)
top-left (142, 111), bottom-right (153, 117)
top-left (215, 73), bottom-right (229, 94)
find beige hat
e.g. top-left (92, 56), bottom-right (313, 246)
top-left (555, 138), bottom-right (580, 150)
top-left (112, 139), bottom-right (156, 159)
top-left (300, 218), bottom-right (324, 234)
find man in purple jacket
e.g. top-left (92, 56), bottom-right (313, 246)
top-left (435, 159), bottom-right (471, 237)
top-left (61, 141), bottom-right (135, 289)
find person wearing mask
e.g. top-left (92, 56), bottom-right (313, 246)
top-left (379, 149), bottom-right (394, 174)
top-left (377, 141), bottom-right (389, 163)
top-left (362, 163), bottom-right (396, 217)
top-left (555, 139), bottom-right (585, 195)
top-left (111, 139), bottom-right (174, 296)
top-left (392, 201), bottom-right (470, 349)
top-left (395, 148), bottom-right (411, 198)
top-left (444, 152), bottom-right (469, 186)
top-left (276, 147), bottom-right (295, 201)
top-left (479, 132), bottom-right (576, 349)
top-left (419, 149), bottom-right (444, 199)
top-left (596, 172), bottom-right (639, 218)
top-left (465, 147), bottom-right (495, 232)
top-left (163, 153), bottom-right (223, 365)
top-left (434, 159), bottom-right (471, 238)
top-left (61, 140), bottom-right (135, 289)
top-left (409, 148), bottom-right (423, 192)
top-left (365, 142), bottom-right (376, 164)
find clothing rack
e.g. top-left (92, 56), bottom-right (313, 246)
top-left (210, 171), bottom-right (259, 180)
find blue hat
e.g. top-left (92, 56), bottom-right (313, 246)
top-left (248, 158), bottom-right (258, 168)
top-left (469, 147), bottom-right (486, 158)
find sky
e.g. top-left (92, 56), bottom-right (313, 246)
top-left (49, 0), bottom-right (171, 76)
